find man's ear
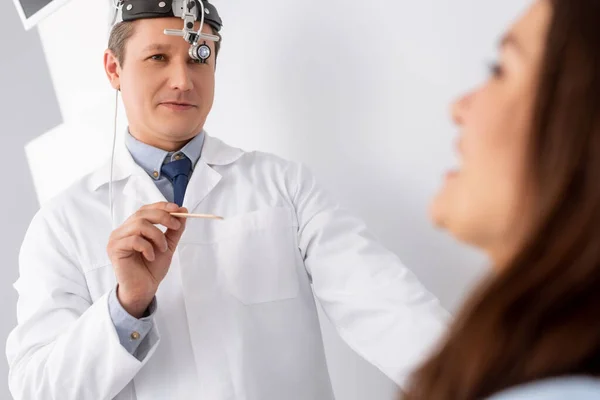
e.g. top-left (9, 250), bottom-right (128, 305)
top-left (104, 49), bottom-right (121, 91)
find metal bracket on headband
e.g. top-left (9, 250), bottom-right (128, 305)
top-left (112, 0), bottom-right (222, 62)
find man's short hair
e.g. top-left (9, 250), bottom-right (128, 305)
top-left (108, 21), bottom-right (222, 66)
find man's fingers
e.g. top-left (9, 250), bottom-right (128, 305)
top-left (110, 204), bottom-right (187, 257)
top-left (129, 209), bottom-right (182, 231)
top-left (165, 218), bottom-right (187, 251)
top-left (116, 236), bottom-right (155, 262)
top-left (140, 202), bottom-right (181, 212)
top-left (112, 221), bottom-right (169, 252)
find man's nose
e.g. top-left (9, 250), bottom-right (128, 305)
top-left (168, 61), bottom-right (194, 92)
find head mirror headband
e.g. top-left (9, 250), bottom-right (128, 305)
top-left (112, 0), bottom-right (222, 63)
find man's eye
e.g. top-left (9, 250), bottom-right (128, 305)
top-left (150, 54), bottom-right (166, 61)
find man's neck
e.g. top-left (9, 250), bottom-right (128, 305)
top-left (129, 130), bottom-right (197, 152)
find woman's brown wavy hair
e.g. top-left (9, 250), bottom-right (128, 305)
top-left (404, 1), bottom-right (600, 398)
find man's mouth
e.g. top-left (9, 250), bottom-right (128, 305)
top-left (160, 102), bottom-right (197, 110)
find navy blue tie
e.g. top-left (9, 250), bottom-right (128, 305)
top-left (161, 157), bottom-right (192, 207)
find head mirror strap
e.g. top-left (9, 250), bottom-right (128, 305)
top-left (115, 0), bottom-right (222, 32)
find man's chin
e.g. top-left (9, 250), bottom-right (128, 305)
top-left (154, 122), bottom-right (204, 138)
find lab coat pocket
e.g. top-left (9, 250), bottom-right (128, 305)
top-left (182, 206), bottom-right (301, 305)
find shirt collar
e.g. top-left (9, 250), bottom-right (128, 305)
top-left (177, 131), bottom-right (205, 169)
top-left (125, 130), bottom-right (205, 179)
top-left (89, 132), bottom-right (244, 192)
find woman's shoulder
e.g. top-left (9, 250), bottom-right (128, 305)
top-left (488, 376), bottom-right (600, 400)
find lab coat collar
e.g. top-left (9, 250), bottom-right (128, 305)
top-left (89, 132), bottom-right (244, 192)
top-left (199, 132), bottom-right (245, 166)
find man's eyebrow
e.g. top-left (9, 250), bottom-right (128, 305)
top-left (141, 43), bottom-right (172, 53)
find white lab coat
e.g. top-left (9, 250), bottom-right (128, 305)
top-left (6, 134), bottom-right (449, 400)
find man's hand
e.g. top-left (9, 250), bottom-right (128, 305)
top-left (107, 202), bottom-right (187, 318)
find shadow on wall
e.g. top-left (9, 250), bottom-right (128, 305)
top-left (0, 4), bottom-right (63, 399)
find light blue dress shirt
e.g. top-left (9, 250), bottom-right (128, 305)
top-left (107, 130), bottom-right (205, 358)
top-left (488, 376), bottom-right (600, 399)
top-left (125, 130), bottom-right (205, 203)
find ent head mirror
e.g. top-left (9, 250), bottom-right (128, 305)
top-left (12, 0), bottom-right (73, 30)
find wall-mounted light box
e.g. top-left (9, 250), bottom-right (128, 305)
top-left (12, 0), bottom-right (73, 30)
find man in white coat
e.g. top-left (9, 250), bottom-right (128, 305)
top-left (6, 1), bottom-right (449, 399)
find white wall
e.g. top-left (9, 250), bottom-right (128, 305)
top-left (22, 0), bottom-right (531, 399)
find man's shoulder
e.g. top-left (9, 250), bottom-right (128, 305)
top-left (206, 134), bottom-right (296, 168)
top-left (212, 136), bottom-right (302, 177)
top-left (36, 167), bottom-right (107, 220)
top-left (240, 149), bottom-right (298, 169)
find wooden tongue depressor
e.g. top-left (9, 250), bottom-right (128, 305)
top-left (170, 212), bottom-right (224, 220)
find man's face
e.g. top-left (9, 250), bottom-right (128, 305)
top-left (107, 17), bottom-right (217, 150)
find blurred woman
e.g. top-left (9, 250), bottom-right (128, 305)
top-left (404, 0), bottom-right (600, 398)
